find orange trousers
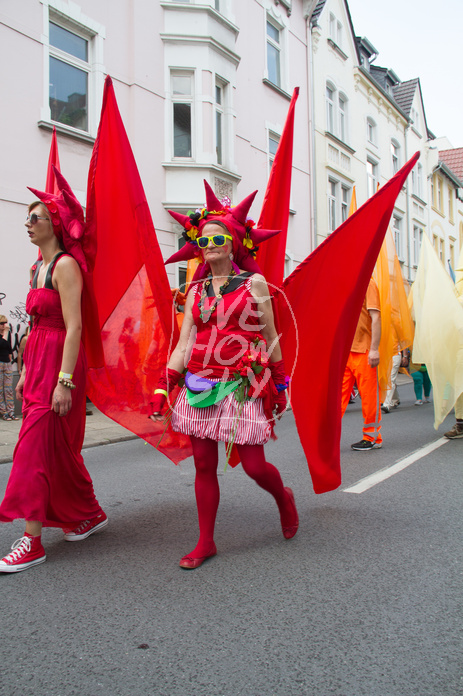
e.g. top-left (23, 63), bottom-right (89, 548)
top-left (341, 351), bottom-right (382, 444)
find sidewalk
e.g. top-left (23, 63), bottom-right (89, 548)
top-left (0, 373), bottom-right (414, 465)
top-left (0, 404), bottom-right (137, 465)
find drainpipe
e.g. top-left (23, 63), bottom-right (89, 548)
top-left (306, 14), bottom-right (317, 253)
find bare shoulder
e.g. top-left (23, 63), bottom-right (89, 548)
top-left (54, 254), bottom-right (82, 290)
top-left (250, 273), bottom-right (270, 298)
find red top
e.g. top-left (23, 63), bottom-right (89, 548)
top-left (188, 275), bottom-right (265, 378)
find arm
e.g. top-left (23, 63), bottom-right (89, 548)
top-left (250, 274), bottom-right (282, 363)
top-left (250, 274), bottom-right (287, 418)
top-left (52, 256), bottom-right (83, 416)
top-left (149, 290), bottom-right (195, 421)
top-left (368, 309), bottom-right (381, 368)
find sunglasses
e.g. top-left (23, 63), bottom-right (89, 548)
top-left (197, 234), bottom-right (233, 249)
top-left (26, 213), bottom-right (50, 225)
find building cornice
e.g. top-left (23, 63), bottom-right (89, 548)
top-left (160, 33), bottom-right (241, 66)
top-left (355, 66), bottom-right (409, 125)
top-left (160, 2), bottom-right (239, 35)
top-left (324, 131), bottom-right (356, 155)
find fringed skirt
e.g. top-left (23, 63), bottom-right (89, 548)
top-left (171, 386), bottom-right (272, 444)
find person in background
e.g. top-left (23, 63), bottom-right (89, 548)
top-left (410, 361), bottom-right (432, 406)
top-left (341, 278), bottom-right (382, 451)
top-left (444, 393), bottom-right (463, 439)
top-left (0, 315), bottom-right (17, 421)
top-left (16, 325), bottom-right (30, 375)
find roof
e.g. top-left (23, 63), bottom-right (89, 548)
top-left (311, 0), bottom-right (327, 25)
top-left (439, 148), bottom-right (463, 182)
top-left (392, 79), bottom-right (419, 116)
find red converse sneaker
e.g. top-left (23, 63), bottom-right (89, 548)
top-left (63, 512), bottom-right (108, 541)
top-left (0, 535), bottom-right (46, 573)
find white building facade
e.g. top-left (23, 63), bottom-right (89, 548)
top-left (1, 0), bottom-right (319, 328)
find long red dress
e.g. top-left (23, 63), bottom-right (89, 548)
top-left (0, 280), bottom-right (104, 527)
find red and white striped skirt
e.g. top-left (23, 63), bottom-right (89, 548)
top-left (171, 386), bottom-right (272, 444)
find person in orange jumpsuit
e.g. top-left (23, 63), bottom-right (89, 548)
top-left (341, 278), bottom-right (382, 450)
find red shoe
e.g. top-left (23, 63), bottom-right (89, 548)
top-left (0, 534), bottom-right (46, 573)
top-left (179, 543), bottom-right (217, 570)
top-left (63, 512), bottom-right (108, 541)
top-left (281, 487), bottom-right (299, 539)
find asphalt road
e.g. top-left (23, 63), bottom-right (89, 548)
top-left (0, 381), bottom-right (462, 696)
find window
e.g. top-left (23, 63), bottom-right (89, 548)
top-left (439, 238), bottom-right (444, 262)
top-left (328, 178), bottom-right (351, 232)
top-left (266, 18), bottom-right (281, 87)
top-left (367, 117), bottom-right (377, 146)
top-left (449, 186), bottom-right (454, 223)
top-left (410, 107), bottom-right (420, 133)
top-left (329, 13), bottom-right (342, 46)
top-left (215, 82), bottom-right (224, 165)
top-left (437, 176), bottom-right (444, 213)
top-left (411, 162), bottom-right (423, 198)
top-left (325, 83), bottom-right (348, 142)
top-left (49, 21), bottom-right (90, 131)
top-left (391, 141), bottom-right (400, 174)
top-left (328, 179), bottom-right (337, 233)
top-left (341, 186), bottom-right (349, 222)
top-left (326, 85), bottom-right (335, 133)
top-left (393, 215), bottom-right (403, 260)
top-left (338, 95), bottom-right (347, 142)
top-left (417, 163), bottom-right (423, 198)
top-left (269, 132), bottom-right (280, 172)
top-left (366, 159), bottom-right (378, 198)
top-left (172, 72), bottom-right (193, 158)
top-left (450, 243), bottom-right (455, 268)
top-left (413, 225), bottom-right (423, 266)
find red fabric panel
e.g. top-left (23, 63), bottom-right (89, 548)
top-left (85, 76), bottom-right (192, 464)
top-left (45, 126), bottom-right (61, 195)
top-left (255, 87), bottom-right (299, 290)
top-left (277, 152), bottom-right (420, 494)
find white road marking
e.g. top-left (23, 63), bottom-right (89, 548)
top-left (343, 437), bottom-right (450, 494)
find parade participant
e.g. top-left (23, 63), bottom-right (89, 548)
top-left (0, 173), bottom-right (107, 573)
top-left (341, 278), bottom-right (382, 450)
top-left (0, 315), bottom-right (17, 421)
top-left (150, 182), bottom-right (298, 569)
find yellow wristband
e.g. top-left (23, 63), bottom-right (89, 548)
top-left (59, 371), bottom-right (73, 380)
top-left (154, 389), bottom-right (168, 397)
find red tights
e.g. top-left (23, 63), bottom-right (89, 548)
top-left (189, 436), bottom-right (293, 557)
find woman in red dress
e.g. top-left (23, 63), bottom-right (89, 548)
top-left (150, 183), bottom-right (299, 569)
top-left (0, 174), bottom-right (107, 573)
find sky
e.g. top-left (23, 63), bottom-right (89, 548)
top-left (346, 0), bottom-right (463, 148)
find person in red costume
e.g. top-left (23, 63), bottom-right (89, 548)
top-left (0, 172), bottom-right (107, 573)
top-left (150, 182), bottom-right (298, 569)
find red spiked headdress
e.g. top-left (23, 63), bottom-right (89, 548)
top-left (28, 167), bottom-right (88, 272)
top-left (165, 180), bottom-right (281, 280)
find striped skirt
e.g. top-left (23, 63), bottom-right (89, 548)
top-left (171, 386), bottom-right (272, 444)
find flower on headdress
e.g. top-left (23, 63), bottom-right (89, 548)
top-left (243, 233), bottom-right (253, 249)
top-left (220, 196), bottom-right (231, 208)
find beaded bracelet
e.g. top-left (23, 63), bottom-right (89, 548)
top-left (58, 376), bottom-right (76, 390)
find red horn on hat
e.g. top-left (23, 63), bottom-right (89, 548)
top-left (203, 180), bottom-right (224, 211)
top-left (167, 209), bottom-right (193, 229)
top-left (232, 190), bottom-right (258, 224)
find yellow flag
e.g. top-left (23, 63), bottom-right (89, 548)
top-left (410, 233), bottom-right (463, 428)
